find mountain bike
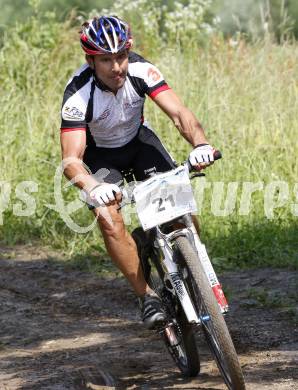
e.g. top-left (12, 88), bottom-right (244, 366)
top-left (123, 154), bottom-right (246, 390)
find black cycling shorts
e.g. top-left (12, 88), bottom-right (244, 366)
top-left (83, 125), bottom-right (176, 186)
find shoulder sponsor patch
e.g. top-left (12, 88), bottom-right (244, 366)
top-left (147, 67), bottom-right (161, 82)
top-left (62, 106), bottom-right (85, 121)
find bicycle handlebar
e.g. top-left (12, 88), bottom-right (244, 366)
top-left (121, 150), bottom-right (222, 204)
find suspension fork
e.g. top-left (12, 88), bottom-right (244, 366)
top-left (155, 229), bottom-right (200, 324)
top-left (189, 223), bottom-right (229, 313)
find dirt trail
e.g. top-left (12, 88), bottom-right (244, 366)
top-left (0, 245), bottom-right (297, 389)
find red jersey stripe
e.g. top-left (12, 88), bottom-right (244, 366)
top-left (149, 84), bottom-right (171, 99)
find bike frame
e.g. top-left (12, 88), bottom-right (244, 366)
top-left (122, 160), bottom-right (228, 323)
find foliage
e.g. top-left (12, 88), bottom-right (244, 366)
top-left (0, 2), bottom-right (297, 270)
top-left (90, 0), bottom-right (216, 54)
top-left (212, 0), bottom-right (297, 42)
top-left (1, 0), bottom-right (298, 41)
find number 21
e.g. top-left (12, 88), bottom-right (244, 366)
top-left (152, 195), bottom-right (175, 212)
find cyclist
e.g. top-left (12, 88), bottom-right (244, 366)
top-left (60, 16), bottom-right (215, 329)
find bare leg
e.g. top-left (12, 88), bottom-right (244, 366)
top-left (93, 204), bottom-right (152, 297)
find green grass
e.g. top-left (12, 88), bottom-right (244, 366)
top-left (146, 37), bottom-right (298, 268)
top-left (0, 10), bottom-right (297, 270)
top-left (240, 284), bottom-right (298, 324)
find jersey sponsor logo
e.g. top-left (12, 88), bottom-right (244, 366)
top-left (95, 108), bottom-right (111, 122)
top-left (132, 99), bottom-right (142, 106)
top-left (147, 67), bottom-right (161, 82)
top-left (123, 99), bottom-right (142, 110)
top-left (63, 106), bottom-right (84, 121)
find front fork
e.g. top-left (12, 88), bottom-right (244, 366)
top-left (157, 234), bottom-right (200, 324)
top-left (189, 225), bottom-right (229, 313)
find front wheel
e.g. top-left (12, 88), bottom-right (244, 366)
top-left (174, 236), bottom-right (246, 390)
top-left (132, 227), bottom-right (200, 377)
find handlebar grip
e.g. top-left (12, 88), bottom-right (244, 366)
top-left (213, 150), bottom-right (222, 160)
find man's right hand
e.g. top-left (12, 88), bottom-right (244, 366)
top-left (89, 183), bottom-right (122, 207)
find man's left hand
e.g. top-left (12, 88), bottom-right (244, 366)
top-left (188, 144), bottom-right (214, 170)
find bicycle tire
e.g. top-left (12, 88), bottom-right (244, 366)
top-left (174, 236), bottom-right (246, 390)
top-left (132, 227), bottom-right (200, 377)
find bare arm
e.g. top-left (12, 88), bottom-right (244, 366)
top-left (60, 130), bottom-right (98, 192)
top-left (152, 89), bottom-right (209, 147)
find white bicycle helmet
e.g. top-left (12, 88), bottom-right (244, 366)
top-left (80, 16), bottom-right (132, 55)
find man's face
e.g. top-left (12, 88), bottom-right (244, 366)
top-left (88, 50), bottom-right (129, 93)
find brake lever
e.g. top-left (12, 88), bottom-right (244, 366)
top-left (190, 172), bottom-right (206, 180)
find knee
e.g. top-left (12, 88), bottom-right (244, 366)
top-left (94, 206), bottom-right (126, 240)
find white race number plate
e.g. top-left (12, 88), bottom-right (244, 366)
top-left (133, 166), bottom-right (197, 230)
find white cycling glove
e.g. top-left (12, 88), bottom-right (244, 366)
top-left (89, 183), bottom-right (121, 207)
top-left (188, 144), bottom-right (214, 168)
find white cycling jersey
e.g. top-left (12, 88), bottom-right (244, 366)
top-left (60, 52), bottom-right (170, 148)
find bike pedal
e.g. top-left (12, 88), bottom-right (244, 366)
top-left (152, 319), bottom-right (167, 331)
